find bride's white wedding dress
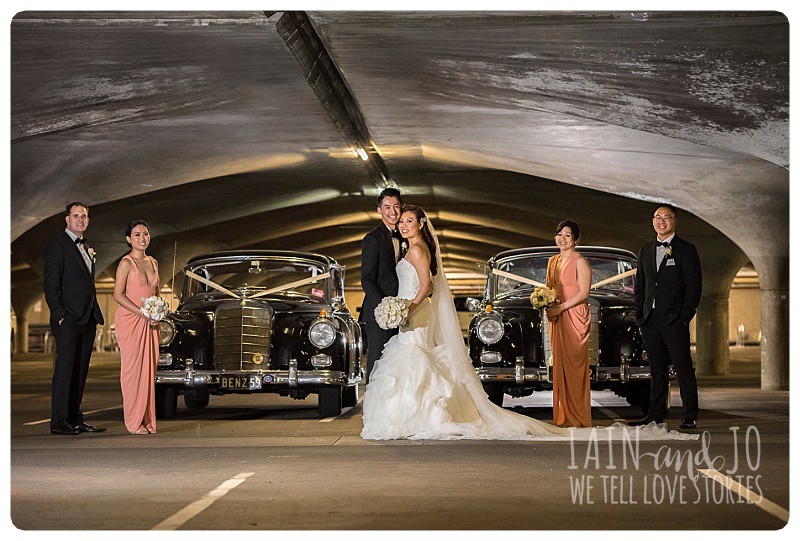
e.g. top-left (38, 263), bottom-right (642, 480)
top-left (361, 229), bottom-right (698, 442)
top-left (362, 259), bottom-right (563, 440)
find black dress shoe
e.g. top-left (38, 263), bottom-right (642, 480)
top-left (76, 421), bottom-right (106, 433)
top-left (50, 421), bottom-right (80, 435)
top-left (680, 419), bottom-right (697, 429)
top-left (628, 417), bottom-right (664, 427)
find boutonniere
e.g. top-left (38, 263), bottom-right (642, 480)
top-left (87, 247), bottom-right (97, 263)
top-left (400, 240), bottom-right (408, 252)
top-left (665, 246), bottom-right (673, 257)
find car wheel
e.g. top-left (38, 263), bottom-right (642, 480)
top-left (318, 386), bottom-right (343, 418)
top-left (184, 390), bottom-right (210, 410)
top-left (483, 384), bottom-right (505, 407)
top-left (155, 386), bottom-right (178, 419)
top-left (342, 384), bottom-right (359, 407)
top-left (625, 381), bottom-right (652, 416)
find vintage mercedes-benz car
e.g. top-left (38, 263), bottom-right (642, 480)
top-left (468, 246), bottom-right (658, 414)
top-left (155, 251), bottom-right (362, 419)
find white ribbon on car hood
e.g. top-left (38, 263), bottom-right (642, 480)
top-left (491, 268), bottom-right (546, 288)
top-left (492, 267), bottom-right (636, 290)
top-left (248, 272), bottom-right (330, 299)
top-left (183, 269), bottom-right (331, 301)
top-left (590, 268), bottom-right (636, 290)
top-left (184, 270), bottom-right (241, 299)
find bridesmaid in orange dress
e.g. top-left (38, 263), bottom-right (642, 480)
top-left (545, 220), bottom-right (592, 428)
top-left (113, 220), bottom-right (159, 434)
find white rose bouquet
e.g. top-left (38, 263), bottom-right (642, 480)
top-left (374, 296), bottom-right (410, 330)
top-left (530, 286), bottom-right (557, 309)
top-left (141, 296), bottom-right (169, 322)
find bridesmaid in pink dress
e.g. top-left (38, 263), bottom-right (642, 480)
top-left (113, 220), bottom-right (160, 434)
top-left (545, 220), bottom-right (592, 428)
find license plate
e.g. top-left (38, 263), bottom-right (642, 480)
top-left (220, 375), bottom-right (262, 390)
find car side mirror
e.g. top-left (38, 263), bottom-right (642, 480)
top-left (466, 298), bottom-right (482, 312)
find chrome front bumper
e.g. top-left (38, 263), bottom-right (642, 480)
top-left (155, 359), bottom-right (358, 389)
top-left (476, 357), bottom-right (652, 385)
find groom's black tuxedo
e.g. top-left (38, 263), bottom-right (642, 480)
top-left (634, 235), bottom-right (702, 328)
top-left (634, 234), bottom-right (701, 423)
top-left (43, 231), bottom-right (105, 430)
top-left (43, 232), bottom-right (104, 326)
top-left (361, 224), bottom-right (400, 383)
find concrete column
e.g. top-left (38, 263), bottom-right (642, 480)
top-left (692, 238), bottom-right (747, 377)
top-left (695, 295), bottom-right (730, 375)
top-left (755, 255), bottom-right (789, 391)
top-left (16, 316), bottom-right (30, 354)
top-left (10, 286), bottom-right (45, 356)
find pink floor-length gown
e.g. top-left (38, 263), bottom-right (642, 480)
top-left (115, 254), bottom-right (159, 434)
top-left (546, 254), bottom-right (592, 428)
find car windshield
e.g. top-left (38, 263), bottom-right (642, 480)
top-left (184, 258), bottom-right (328, 300)
top-left (492, 254), bottom-right (636, 299)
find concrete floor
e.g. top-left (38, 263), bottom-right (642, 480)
top-left (8, 346), bottom-right (789, 530)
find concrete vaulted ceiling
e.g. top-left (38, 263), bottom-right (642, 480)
top-left (10, 11), bottom-right (788, 300)
top-left (9, 10), bottom-right (790, 389)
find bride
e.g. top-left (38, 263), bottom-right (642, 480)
top-left (361, 205), bottom-right (697, 441)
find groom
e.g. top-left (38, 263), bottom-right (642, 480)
top-left (361, 187), bottom-right (403, 384)
top-left (43, 202), bottom-right (106, 435)
top-left (631, 203), bottom-right (702, 429)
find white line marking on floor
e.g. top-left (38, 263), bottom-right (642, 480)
top-left (24, 405), bottom-right (123, 426)
top-left (320, 406), bottom-right (353, 423)
top-left (152, 472), bottom-right (254, 530)
top-left (12, 393), bottom-right (47, 400)
top-left (591, 400), bottom-right (626, 423)
top-left (700, 468), bottom-right (789, 523)
top-left (319, 391), bottom-right (364, 423)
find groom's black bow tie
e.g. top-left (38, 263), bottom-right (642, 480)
top-left (74, 237), bottom-right (86, 246)
top-left (656, 241), bottom-right (671, 248)
top-left (391, 230), bottom-right (403, 240)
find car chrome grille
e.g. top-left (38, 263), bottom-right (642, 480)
top-left (541, 308), bottom-right (552, 366)
top-left (214, 301), bottom-right (272, 371)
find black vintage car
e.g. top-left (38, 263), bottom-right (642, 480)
top-left (155, 251), bottom-right (362, 419)
top-left (468, 246), bottom-right (657, 414)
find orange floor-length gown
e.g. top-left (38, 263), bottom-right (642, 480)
top-left (115, 254), bottom-right (159, 434)
top-left (546, 254), bottom-right (592, 428)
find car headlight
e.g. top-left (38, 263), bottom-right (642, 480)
top-left (477, 317), bottom-right (504, 345)
top-left (158, 320), bottom-right (175, 346)
top-left (309, 319), bottom-right (337, 349)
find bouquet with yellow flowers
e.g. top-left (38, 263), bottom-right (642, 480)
top-left (530, 286), bottom-right (557, 309)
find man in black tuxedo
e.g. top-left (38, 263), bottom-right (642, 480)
top-left (43, 202), bottom-right (106, 435)
top-left (360, 188), bottom-right (403, 384)
top-left (631, 204), bottom-right (702, 429)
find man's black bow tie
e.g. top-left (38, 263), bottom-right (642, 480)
top-left (74, 237), bottom-right (86, 246)
top-left (391, 230), bottom-right (403, 240)
top-left (656, 241), bottom-right (671, 248)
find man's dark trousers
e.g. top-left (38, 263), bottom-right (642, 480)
top-left (50, 315), bottom-right (97, 428)
top-left (640, 310), bottom-right (698, 422)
